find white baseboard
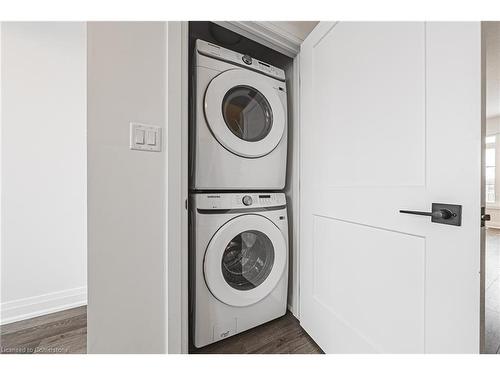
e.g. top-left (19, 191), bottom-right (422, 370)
top-left (1, 286), bottom-right (87, 325)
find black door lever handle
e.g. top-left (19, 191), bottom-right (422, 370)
top-left (399, 203), bottom-right (462, 226)
top-left (399, 209), bottom-right (454, 220)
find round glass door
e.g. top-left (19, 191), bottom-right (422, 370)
top-left (222, 86), bottom-right (273, 142)
top-left (204, 214), bottom-right (287, 307)
top-left (221, 230), bottom-right (275, 291)
top-left (204, 69), bottom-right (286, 158)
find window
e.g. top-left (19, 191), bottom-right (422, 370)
top-left (486, 135), bottom-right (496, 204)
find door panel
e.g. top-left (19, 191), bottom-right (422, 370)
top-left (312, 22), bottom-right (426, 187)
top-left (300, 22), bottom-right (483, 353)
top-left (312, 216), bottom-right (425, 353)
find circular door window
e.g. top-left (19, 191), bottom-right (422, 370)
top-left (204, 69), bottom-right (286, 158)
top-left (204, 214), bottom-right (287, 307)
top-left (221, 230), bottom-right (275, 291)
top-left (222, 86), bottom-right (273, 142)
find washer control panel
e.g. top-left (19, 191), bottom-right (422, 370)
top-left (195, 192), bottom-right (286, 210)
top-left (195, 39), bottom-right (286, 82)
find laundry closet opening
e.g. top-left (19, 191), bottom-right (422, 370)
top-left (186, 21), bottom-right (315, 353)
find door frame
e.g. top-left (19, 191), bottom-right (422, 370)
top-left (166, 21), bottom-right (189, 354)
top-left (480, 21), bottom-right (486, 354)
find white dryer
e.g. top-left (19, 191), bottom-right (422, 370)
top-left (190, 192), bottom-right (288, 348)
top-left (191, 39), bottom-right (288, 190)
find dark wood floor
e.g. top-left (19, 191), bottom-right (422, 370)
top-left (1, 307), bottom-right (320, 354)
top-left (0, 306), bottom-right (87, 354)
top-left (193, 311), bottom-right (323, 354)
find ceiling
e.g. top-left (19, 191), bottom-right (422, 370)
top-left (264, 21), bottom-right (319, 42)
top-left (485, 22), bottom-right (500, 119)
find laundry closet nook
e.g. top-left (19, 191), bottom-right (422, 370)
top-left (187, 22), bottom-right (307, 353)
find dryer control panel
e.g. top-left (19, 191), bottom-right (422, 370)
top-left (194, 192), bottom-right (286, 210)
top-left (196, 39), bottom-right (286, 82)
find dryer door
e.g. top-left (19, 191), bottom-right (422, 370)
top-left (204, 69), bottom-right (286, 158)
top-left (204, 214), bottom-right (287, 307)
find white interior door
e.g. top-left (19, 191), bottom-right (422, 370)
top-left (299, 22), bottom-right (484, 353)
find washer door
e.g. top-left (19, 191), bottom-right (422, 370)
top-left (204, 214), bottom-right (287, 307)
top-left (204, 69), bottom-right (285, 158)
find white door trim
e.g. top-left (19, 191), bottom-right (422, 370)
top-left (480, 21), bottom-right (487, 354)
top-left (287, 55), bottom-right (302, 318)
top-left (166, 21), bottom-right (189, 354)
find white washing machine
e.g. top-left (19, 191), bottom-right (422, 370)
top-left (190, 192), bottom-right (288, 348)
top-left (191, 39), bottom-right (288, 190)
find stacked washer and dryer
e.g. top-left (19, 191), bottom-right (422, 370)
top-left (190, 39), bottom-right (289, 348)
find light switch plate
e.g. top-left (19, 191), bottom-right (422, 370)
top-left (130, 122), bottom-right (162, 152)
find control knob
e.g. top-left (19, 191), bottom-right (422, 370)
top-left (242, 195), bottom-right (253, 206)
top-left (242, 54), bottom-right (252, 65)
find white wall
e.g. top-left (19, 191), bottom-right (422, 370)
top-left (87, 22), bottom-right (168, 354)
top-left (1, 22), bottom-right (87, 324)
top-left (486, 115), bottom-right (500, 135)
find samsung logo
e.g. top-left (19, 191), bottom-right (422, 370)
top-left (207, 195), bottom-right (220, 198)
